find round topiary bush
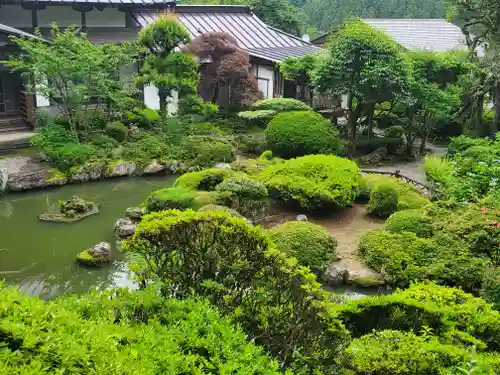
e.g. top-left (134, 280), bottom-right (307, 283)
top-left (265, 111), bottom-right (342, 158)
top-left (269, 221), bottom-right (337, 272)
top-left (251, 98), bottom-right (312, 112)
top-left (237, 110), bottom-right (277, 128)
top-left (259, 154), bottom-right (361, 210)
top-left (145, 187), bottom-right (217, 211)
top-left (105, 121), bottom-right (129, 142)
top-left (385, 209), bottom-right (434, 237)
top-left (174, 168), bottom-right (235, 191)
top-left (367, 182), bottom-right (399, 217)
top-left (216, 176), bottom-right (268, 218)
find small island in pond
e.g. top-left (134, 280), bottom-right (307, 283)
top-left (39, 196), bottom-right (99, 223)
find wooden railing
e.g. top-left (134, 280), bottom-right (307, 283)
top-left (361, 169), bottom-right (439, 199)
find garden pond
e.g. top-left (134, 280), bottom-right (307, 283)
top-left (0, 176), bottom-right (383, 299)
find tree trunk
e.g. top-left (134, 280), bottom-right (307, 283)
top-left (492, 82), bottom-right (500, 138)
top-left (367, 103), bottom-right (375, 139)
top-left (405, 109), bottom-right (415, 157)
top-left (211, 83), bottom-right (220, 104)
top-left (346, 93), bottom-right (356, 156)
top-left (159, 91), bottom-right (167, 113)
top-left (419, 132), bottom-right (428, 155)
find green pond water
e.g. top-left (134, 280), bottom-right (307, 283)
top-left (0, 176), bottom-right (175, 299)
top-left (0, 175), bottom-right (384, 300)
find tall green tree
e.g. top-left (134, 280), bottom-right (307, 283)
top-left (137, 14), bottom-right (199, 114)
top-left (280, 54), bottom-right (321, 104)
top-left (313, 20), bottom-right (408, 154)
top-left (6, 25), bottom-right (137, 142)
top-left (446, 0), bottom-right (500, 137)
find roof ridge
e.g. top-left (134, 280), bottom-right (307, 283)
top-left (267, 25), bottom-right (311, 45)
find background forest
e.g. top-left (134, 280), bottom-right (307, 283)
top-left (180, 0), bottom-right (446, 36)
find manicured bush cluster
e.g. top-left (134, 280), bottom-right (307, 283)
top-left (125, 210), bottom-right (349, 374)
top-left (174, 168), bottom-right (235, 190)
top-left (367, 182), bottom-right (399, 217)
top-left (0, 284), bottom-right (285, 375)
top-left (145, 186), bottom-right (217, 211)
top-left (251, 97), bottom-right (312, 112)
top-left (385, 209), bottom-right (434, 237)
top-left (359, 174), bottom-right (430, 211)
top-left (237, 109), bottom-right (277, 128)
top-left (269, 221), bottom-right (338, 272)
top-left (259, 154), bottom-right (361, 210)
top-left (105, 121), bottom-right (129, 142)
top-left (265, 111), bottom-right (342, 158)
top-left (233, 134), bottom-right (268, 156)
top-left (216, 176), bottom-right (269, 218)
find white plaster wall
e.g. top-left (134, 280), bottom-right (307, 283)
top-left (38, 7), bottom-right (81, 27)
top-left (0, 6), bottom-right (32, 28)
top-left (251, 64), bottom-right (274, 99)
top-left (143, 85), bottom-right (179, 115)
top-left (86, 8), bottom-right (126, 28)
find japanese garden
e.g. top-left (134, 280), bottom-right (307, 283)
top-left (0, 0), bottom-right (499, 374)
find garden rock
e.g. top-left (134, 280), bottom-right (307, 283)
top-left (361, 147), bottom-right (387, 164)
top-left (114, 218), bottom-right (136, 238)
top-left (164, 160), bottom-right (187, 174)
top-left (69, 163), bottom-right (103, 183)
top-left (214, 162), bottom-right (232, 170)
top-left (129, 125), bottom-right (140, 138)
top-left (76, 242), bottom-right (112, 266)
top-left (125, 206), bottom-right (147, 221)
top-left (7, 164), bottom-right (67, 192)
top-left (0, 168), bottom-right (8, 193)
top-left (296, 214), bottom-right (308, 222)
top-left (144, 159), bottom-right (166, 174)
top-left (323, 262), bottom-right (348, 285)
top-left (104, 161), bottom-right (136, 178)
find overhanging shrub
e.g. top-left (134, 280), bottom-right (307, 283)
top-left (0, 284), bottom-right (285, 375)
top-left (259, 154), bottom-right (361, 210)
top-left (182, 135), bottom-right (235, 167)
top-left (125, 210), bottom-right (349, 373)
top-left (269, 221), bottom-right (337, 272)
top-left (367, 182), bottom-right (399, 217)
top-left (145, 187), bottom-right (217, 211)
top-left (251, 98), bottom-right (312, 112)
top-left (265, 111), bottom-right (342, 158)
top-left (105, 121), bottom-right (129, 142)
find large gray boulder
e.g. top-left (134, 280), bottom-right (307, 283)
top-left (69, 162), bottom-right (104, 183)
top-left (104, 161), bottom-right (136, 178)
top-left (323, 262), bottom-right (349, 286)
top-left (125, 206), bottom-right (147, 221)
top-left (143, 160), bottom-right (166, 174)
top-left (7, 166), bottom-right (67, 192)
top-left (76, 242), bottom-right (112, 266)
top-left (0, 168), bottom-right (8, 194)
top-left (114, 217), bottom-right (137, 238)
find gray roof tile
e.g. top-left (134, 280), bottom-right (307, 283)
top-left (362, 19), bottom-right (467, 52)
top-left (134, 5), bottom-right (321, 62)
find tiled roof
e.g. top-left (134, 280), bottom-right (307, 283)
top-left (362, 19), bottom-right (467, 52)
top-left (0, 0), bottom-right (174, 6)
top-left (134, 5), bottom-right (321, 62)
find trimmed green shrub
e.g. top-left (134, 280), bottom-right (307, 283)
top-left (174, 168), bottom-right (235, 191)
top-left (259, 154), bottom-right (361, 210)
top-left (343, 330), bottom-right (478, 375)
top-left (447, 134), bottom-right (492, 156)
top-left (359, 229), bottom-right (490, 289)
top-left (125, 210), bottom-right (349, 373)
top-left (145, 187), bottom-right (217, 211)
top-left (198, 204), bottom-right (245, 219)
top-left (105, 121), bottom-right (129, 142)
top-left (367, 182), bottom-right (399, 217)
top-left (336, 282), bottom-right (500, 352)
top-left (251, 98), bottom-right (312, 112)
top-left (237, 109), bottom-right (277, 127)
top-left (183, 135), bottom-right (235, 167)
top-left (0, 284), bottom-right (285, 375)
top-left (269, 221), bottom-right (337, 272)
top-left (385, 209), bottom-right (434, 237)
top-left (216, 176), bottom-right (269, 218)
top-left (265, 111), bottom-right (342, 158)
top-left (424, 156), bottom-right (453, 187)
top-left (384, 125), bottom-right (404, 138)
top-left (46, 142), bottom-right (97, 170)
top-left (234, 134), bottom-right (268, 156)
top-left (359, 174), bottom-right (430, 211)
top-left (356, 136), bottom-right (403, 154)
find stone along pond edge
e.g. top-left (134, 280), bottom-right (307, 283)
top-left (0, 158), bottom-right (189, 194)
